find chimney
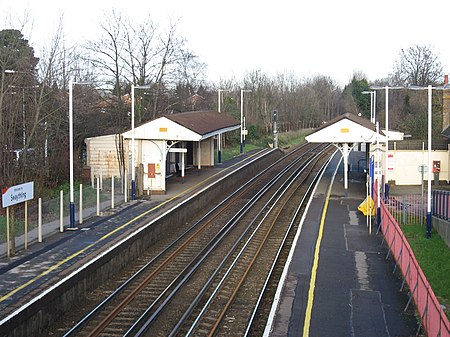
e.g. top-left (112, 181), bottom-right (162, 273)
top-left (443, 75), bottom-right (450, 131)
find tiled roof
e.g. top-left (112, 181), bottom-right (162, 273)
top-left (165, 111), bottom-right (240, 135)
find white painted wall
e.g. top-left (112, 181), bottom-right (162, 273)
top-left (193, 138), bottom-right (215, 167)
top-left (369, 142), bottom-right (450, 185)
top-left (139, 140), bottom-right (166, 192)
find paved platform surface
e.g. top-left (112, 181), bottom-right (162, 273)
top-left (266, 151), bottom-right (419, 336)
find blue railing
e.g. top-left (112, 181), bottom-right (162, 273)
top-left (432, 190), bottom-right (450, 221)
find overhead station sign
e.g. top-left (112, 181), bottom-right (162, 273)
top-left (1, 182), bottom-right (34, 208)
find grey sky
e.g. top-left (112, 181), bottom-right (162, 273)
top-left (1, 0), bottom-right (449, 85)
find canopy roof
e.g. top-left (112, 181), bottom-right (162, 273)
top-left (122, 110), bottom-right (240, 141)
top-left (305, 113), bottom-right (386, 143)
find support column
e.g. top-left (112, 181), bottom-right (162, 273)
top-left (198, 141), bottom-right (201, 170)
top-left (335, 143), bottom-right (354, 190)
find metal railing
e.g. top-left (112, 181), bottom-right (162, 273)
top-left (375, 185), bottom-right (450, 337)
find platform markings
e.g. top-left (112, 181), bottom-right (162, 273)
top-left (302, 156), bottom-right (341, 337)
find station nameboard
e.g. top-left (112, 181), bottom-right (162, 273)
top-left (1, 182), bottom-right (34, 208)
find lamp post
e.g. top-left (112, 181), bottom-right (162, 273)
top-left (409, 85), bottom-right (436, 238)
top-left (68, 79), bottom-right (93, 229)
top-left (217, 89), bottom-right (226, 163)
top-left (384, 85), bottom-right (390, 199)
top-left (370, 85), bottom-right (402, 200)
top-left (426, 85), bottom-right (432, 239)
top-left (130, 84), bottom-right (151, 200)
top-left (240, 89), bottom-right (251, 153)
top-left (68, 79), bottom-right (76, 229)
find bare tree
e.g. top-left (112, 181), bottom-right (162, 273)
top-left (391, 44), bottom-right (443, 86)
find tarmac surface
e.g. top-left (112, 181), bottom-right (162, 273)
top-left (0, 148), bottom-right (420, 336)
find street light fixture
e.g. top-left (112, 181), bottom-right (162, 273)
top-left (240, 89), bottom-right (251, 153)
top-left (131, 84), bottom-right (152, 200)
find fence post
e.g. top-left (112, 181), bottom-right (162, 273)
top-left (111, 175), bottom-right (115, 209)
top-left (124, 173), bottom-right (128, 203)
top-left (96, 177), bottom-right (100, 216)
top-left (38, 198), bottom-right (42, 242)
top-left (6, 207), bottom-right (10, 257)
top-left (79, 184), bottom-right (83, 225)
top-left (432, 190), bottom-right (437, 216)
top-left (445, 191), bottom-right (449, 220)
top-left (24, 201), bottom-right (28, 250)
top-left (60, 190), bottom-right (64, 232)
top-left (100, 168), bottom-right (103, 191)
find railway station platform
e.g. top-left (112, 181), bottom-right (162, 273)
top-left (265, 151), bottom-right (419, 336)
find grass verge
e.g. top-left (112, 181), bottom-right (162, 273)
top-left (401, 224), bottom-right (450, 319)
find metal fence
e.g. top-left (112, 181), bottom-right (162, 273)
top-left (386, 190), bottom-right (450, 224)
top-left (432, 190), bottom-right (450, 221)
top-left (1, 176), bottom-right (125, 258)
top-left (385, 194), bottom-right (426, 225)
top-left (376, 186), bottom-right (450, 337)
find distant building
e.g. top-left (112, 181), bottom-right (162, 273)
top-left (85, 110), bottom-right (240, 194)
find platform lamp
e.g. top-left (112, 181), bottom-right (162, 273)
top-left (240, 89), bottom-right (251, 153)
top-left (131, 84), bottom-right (152, 200)
top-left (408, 84), bottom-right (437, 239)
top-left (68, 79), bottom-right (93, 230)
top-left (370, 85), bottom-right (402, 201)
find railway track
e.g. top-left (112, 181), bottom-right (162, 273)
top-left (51, 143), bottom-right (334, 337)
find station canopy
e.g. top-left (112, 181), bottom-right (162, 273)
top-left (305, 113), bottom-right (385, 144)
top-left (122, 110), bottom-right (240, 141)
top-left (305, 113), bottom-right (386, 189)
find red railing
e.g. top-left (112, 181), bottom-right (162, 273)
top-left (375, 187), bottom-right (450, 337)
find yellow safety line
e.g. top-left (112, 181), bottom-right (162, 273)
top-left (0, 149), bottom-right (267, 303)
top-left (302, 156), bottom-right (341, 337)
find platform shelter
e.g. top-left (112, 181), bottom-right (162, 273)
top-left (305, 113), bottom-right (386, 189)
top-left (85, 110), bottom-right (240, 194)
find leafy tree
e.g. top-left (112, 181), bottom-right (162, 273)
top-left (342, 73), bottom-right (370, 118)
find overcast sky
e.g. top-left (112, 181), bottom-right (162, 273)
top-left (1, 0), bottom-right (449, 86)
